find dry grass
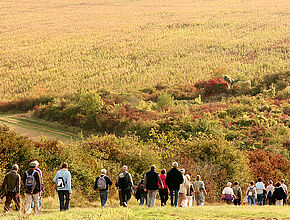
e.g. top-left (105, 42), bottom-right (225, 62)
top-left (1, 0), bottom-right (289, 99)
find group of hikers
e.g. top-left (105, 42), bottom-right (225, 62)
top-left (0, 161), bottom-right (288, 215)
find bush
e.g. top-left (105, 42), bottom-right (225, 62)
top-left (157, 92), bottom-right (174, 109)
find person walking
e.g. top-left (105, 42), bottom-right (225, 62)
top-left (281, 179), bottom-right (288, 205)
top-left (266, 180), bottom-right (275, 205)
top-left (193, 175), bottom-right (207, 206)
top-left (222, 182), bottom-right (235, 204)
top-left (185, 174), bottom-right (194, 207)
top-left (1, 164), bottom-right (21, 212)
top-left (116, 165), bottom-right (133, 207)
top-left (165, 162), bottom-right (184, 207)
top-left (32, 160), bottom-right (44, 209)
top-left (144, 165), bottom-right (163, 207)
top-left (272, 182), bottom-right (287, 206)
top-left (94, 169), bottom-right (112, 207)
top-left (53, 162), bottom-right (72, 211)
top-left (178, 169), bottom-right (190, 207)
top-left (135, 178), bottom-right (147, 206)
top-left (23, 161), bottom-right (41, 215)
top-left (255, 177), bottom-right (265, 206)
top-left (246, 181), bottom-right (257, 206)
top-left (158, 169), bottom-right (168, 206)
top-left (232, 181), bottom-right (242, 205)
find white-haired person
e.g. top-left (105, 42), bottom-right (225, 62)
top-left (165, 162), bottom-right (184, 207)
top-left (116, 165), bottom-right (133, 207)
top-left (222, 182), bottom-right (235, 204)
top-left (94, 169), bottom-right (112, 207)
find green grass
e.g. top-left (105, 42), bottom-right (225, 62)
top-left (1, 205), bottom-right (290, 220)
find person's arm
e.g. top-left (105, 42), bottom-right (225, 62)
top-left (16, 174), bottom-right (21, 194)
top-left (128, 173), bottom-right (133, 187)
top-left (34, 171), bottom-right (41, 194)
top-left (106, 176), bottom-right (113, 186)
top-left (179, 172), bottom-right (184, 184)
top-left (143, 174), bottom-right (147, 191)
top-left (53, 172), bottom-right (58, 183)
top-left (158, 175), bottom-right (163, 188)
top-left (165, 174), bottom-right (169, 186)
top-left (1, 174), bottom-right (7, 191)
top-left (67, 172), bottom-right (72, 194)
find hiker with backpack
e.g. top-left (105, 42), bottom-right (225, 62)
top-left (116, 165), bottom-right (133, 207)
top-left (94, 169), bottom-right (112, 207)
top-left (144, 165), bottom-right (163, 207)
top-left (266, 180), bottom-right (275, 205)
top-left (53, 162), bottom-right (72, 211)
top-left (246, 181), bottom-right (257, 206)
top-left (255, 177), bottom-right (265, 206)
top-left (32, 160), bottom-right (44, 209)
top-left (185, 174), bottom-right (194, 207)
top-left (23, 161), bottom-right (41, 215)
top-left (1, 164), bottom-right (21, 212)
top-left (232, 181), bottom-right (242, 206)
top-left (165, 162), bottom-right (184, 207)
top-left (193, 175), bottom-right (207, 206)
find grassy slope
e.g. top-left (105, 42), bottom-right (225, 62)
top-left (1, 0), bottom-right (289, 99)
top-left (1, 206), bottom-right (290, 220)
top-left (0, 113), bottom-right (80, 143)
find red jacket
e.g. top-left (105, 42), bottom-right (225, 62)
top-left (158, 174), bottom-right (168, 189)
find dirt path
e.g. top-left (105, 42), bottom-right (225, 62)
top-left (0, 113), bottom-right (80, 143)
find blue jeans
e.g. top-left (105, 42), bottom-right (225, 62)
top-left (100, 190), bottom-right (109, 207)
top-left (139, 193), bottom-right (147, 206)
top-left (257, 194), bottom-right (264, 206)
top-left (248, 196), bottom-right (255, 206)
top-left (57, 190), bottom-right (70, 211)
top-left (170, 189), bottom-right (179, 207)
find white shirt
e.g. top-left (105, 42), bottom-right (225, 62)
top-left (281, 183), bottom-right (288, 194)
top-left (255, 182), bottom-right (265, 195)
top-left (222, 187), bottom-right (234, 196)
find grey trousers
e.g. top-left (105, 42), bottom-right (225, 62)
top-left (147, 190), bottom-right (158, 207)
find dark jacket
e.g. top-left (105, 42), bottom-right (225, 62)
top-left (165, 168), bottom-right (184, 190)
top-left (135, 179), bottom-right (146, 200)
top-left (94, 174), bottom-right (112, 191)
top-left (1, 171), bottom-right (21, 194)
top-left (23, 169), bottom-right (41, 194)
top-left (144, 170), bottom-right (163, 190)
top-left (116, 171), bottom-right (133, 190)
top-left (272, 187), bottom-right (287, 201)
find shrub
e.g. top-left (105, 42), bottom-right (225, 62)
top-left (157, 92), bottom-right (175, 109)
top-left (195, 78), bottom-right (229, 96)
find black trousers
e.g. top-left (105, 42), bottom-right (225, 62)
top-left (159, 188), bottom-right (169, 206)
top-left (57, 190), bottom-right (70, 211)
top-left (233, 198), bottom-right (241, 205)
top-left (119, 189), bottom-right (131, 206)
top-left (4, 192), bottom-right (20, 212)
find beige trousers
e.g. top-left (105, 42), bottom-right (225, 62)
top-left (25, 193), bottom-right (40, 215)
top-left (178, 193), bottom-right (187, 207)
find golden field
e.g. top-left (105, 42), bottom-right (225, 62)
top-left (1, 0), bottom-right (289, 99)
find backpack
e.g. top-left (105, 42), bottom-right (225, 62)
top-left (57, 176), bottom-right (65, 189)
top-left (118, 172), bottom-right (129, 189)
top-left (97, 176), bottom-right (107, 190)
top-left (248, 187), bottom-right (254, 196)
top-left (25, 170), bottom-right (37, 193)
top-left (194, 181), bottom-right (200, 193)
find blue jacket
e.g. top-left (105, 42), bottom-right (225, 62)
top-left (53, 169), bottom-right (72, 193)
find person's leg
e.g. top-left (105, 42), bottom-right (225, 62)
top-left (159, 189), bottom-right (164, 206)
top-left (147, 190), bottom-right (152, 207)
top-left (12, 193), bottom-right (21, 211)
top-left (257, 194), bottom-right (263, 206)
top-left (100, 190), bottom-right (108, 207)
top-left (57, 190), bottom-right (65, 211)
top-left (276, 200), bottom-right (283, 206)
top-left (151, 190), bottom-right (158, 207)
top-left (32, 194), bottom-right (40, 215)
top-left (4, 193), bottom-right (13, 212)
top-left (174, 190), bottom-right (179, 207)
top-left (119, 190), bottom-right (123, 206)
top-left (121, 190), bottom-right (126, 206)
top-left (25, 194), bottom-right (33, 214)
top-left (64, 190), bottom-right (71, 210)
top-left (164, 189), bottom-right (168, 206)
top-left (139, 194), bottom-right (144, 205)
top-left (170, 189), bottom-right (174, 207)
